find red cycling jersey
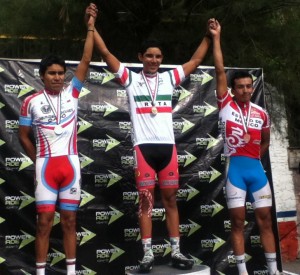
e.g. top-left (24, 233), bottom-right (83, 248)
top-left (217, 90), bottom-right (270, 159)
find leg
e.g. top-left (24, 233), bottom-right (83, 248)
top-left (229, 207), bottom-right (246, 255)
top-left (161, 188), bottom-right (193, 269)
top-left (255, 206), bottom-right (276, 252)
top-left (255, 207), bottom-right (278, 274)
top-left (161, 188), bottom-right (180, 237)
top-left (60, 210), bottom-right (77, 275)
top-left (138, 188), bottom-right (155, 240)
top-left (138, 188), bottom-right (155, 273)
top-left (229, 206), bottom-right (249, 275)
top-left (35, 212), bottom-right (55, 262)
top-left (57, 155), bottom-right (81, 274)
top-left (60, 210), bottom-right (77, 259)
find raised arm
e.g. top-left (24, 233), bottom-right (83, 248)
top-left (182, 22), bottom-right (212, 77)
top-left (75, 3), bottom-right (97, 82)
top-left (209, 19), bottom-right (227, 98)
top-left (93, 27), bottom-right (121, 73)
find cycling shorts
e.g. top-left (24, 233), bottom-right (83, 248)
top-left (134, 144), bottom-right (179, 190)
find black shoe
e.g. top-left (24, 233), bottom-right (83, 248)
top-left (139, 253), bottom-right (154, 273)
top-left (171, 252), bottom-right (194, 270)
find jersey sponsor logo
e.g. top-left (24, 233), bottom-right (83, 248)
top-left (41, 104), bottom-right (52, 114)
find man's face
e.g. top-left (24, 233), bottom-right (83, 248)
top-left (232, 77), bottom-right (254, 103)
top-left (41, 64), bottom-right (65, 93)
top-left (138, 47), bottom-right (163, 74)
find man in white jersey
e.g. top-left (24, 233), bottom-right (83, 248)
top-left (208, 19), bottom-right (281, 275)
top-left (92, 10), bottom-right (211, 273)
top-left (18, 4), bottom-right (98, 275)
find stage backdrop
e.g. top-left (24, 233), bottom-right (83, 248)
top-left (0, 59), bottom-right (281, 275)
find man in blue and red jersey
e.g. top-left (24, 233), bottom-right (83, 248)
top-left (18, 4), bottom-right (97, 275)
top-left (92, 13), bottom-right (212, 272)
top-left (209, 19), bottom-right (281, 275)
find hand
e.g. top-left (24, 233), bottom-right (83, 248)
top-left (85, 3), bottom-right (98, 27)
top-left (207, 18), bottom-right (221, 38)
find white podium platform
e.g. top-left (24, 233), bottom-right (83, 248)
top-left (126, 265), bottom-right (210, 275)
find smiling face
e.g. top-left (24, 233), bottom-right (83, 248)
top-left (232, 77), bottom-right (254, 103)
top-left (40, 64), bottom-right (65, 94)
top-left (138, 47), bottom-right (163, 74)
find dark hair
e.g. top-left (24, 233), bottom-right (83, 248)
top-left (39, 54), bottom-right (66, 76)
top-left (138, 39), bottom-right (163, 55)
top-left (230, 70), bottom-right (253, 89)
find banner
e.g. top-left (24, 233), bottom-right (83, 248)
top-left (0, 59), bottom-right (280, 274)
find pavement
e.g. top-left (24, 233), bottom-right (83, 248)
top-left (282, 258), bottom-right (300, 274)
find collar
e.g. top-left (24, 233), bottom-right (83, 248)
top-left (142, 71), bottom-right (158, 78)
top-left (234, 98), bottom-right (250, 109)
top-left (44, 89), bottom-right (60, 95)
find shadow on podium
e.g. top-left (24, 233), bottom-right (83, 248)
top-left (126, 264), bottom-right (210, 275)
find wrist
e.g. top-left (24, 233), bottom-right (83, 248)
top-left (205, 33), bottom-right (212, 40)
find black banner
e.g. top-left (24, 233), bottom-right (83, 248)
top-left (0, 59), bottom-right (280, 275)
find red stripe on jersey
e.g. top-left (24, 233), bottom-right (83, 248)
top-left (37, 128), bottom-right (51, 158)
top-left (173, 68), bottom-right (181, 86)
top-left (20, 92), bottom-right (41, 116)
top-left (136, 106), bottom-right (172, 114)
top-left (119, 68), bottom-right (129, 85)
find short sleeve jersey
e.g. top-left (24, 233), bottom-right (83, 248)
top-left (217, 90), bottom-right (270, 158)
top-left (114, 64), bottom-right (185, 146)
top-left (19, 77), bottom-right (83, 158)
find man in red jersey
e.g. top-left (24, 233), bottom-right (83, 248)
top-left (209, 18), bottom-right (281, 275)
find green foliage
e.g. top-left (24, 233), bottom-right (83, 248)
top-left (0, 0), bottom-right (300, 145)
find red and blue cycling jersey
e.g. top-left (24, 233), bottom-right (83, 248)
top-left (217, 90), bottom-right (270, 159)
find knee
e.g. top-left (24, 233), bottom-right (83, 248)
top-left (162, 193), bottom-right (177, 209)
top-left (36, 215), bottom-right (54, 235)
top-left (231, 218), bottom-right (245, 232)
top-left (60, 214), bottom-right (76, 232)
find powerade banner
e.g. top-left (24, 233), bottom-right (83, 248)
top-left (0, 59), bottom-right (280, 275)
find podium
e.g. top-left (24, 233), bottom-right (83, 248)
top-left (126, 265), bottom-right (210, 275)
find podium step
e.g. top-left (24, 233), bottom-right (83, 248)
top-left (126, 264), bottom-right (210, 275)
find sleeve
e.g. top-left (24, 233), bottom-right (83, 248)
top-left (262, 109), bottom-right (271, 129)
top-left (19, 96), bottom-right (32, 126)
top-left (114, 63), bottom-right (130, 87)
top-left (168, 66), bottom-right (185, 87)
top-left (217, 89), bottom-right (232, 110)
top-left (71, 76), bottom-right (84, 98)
